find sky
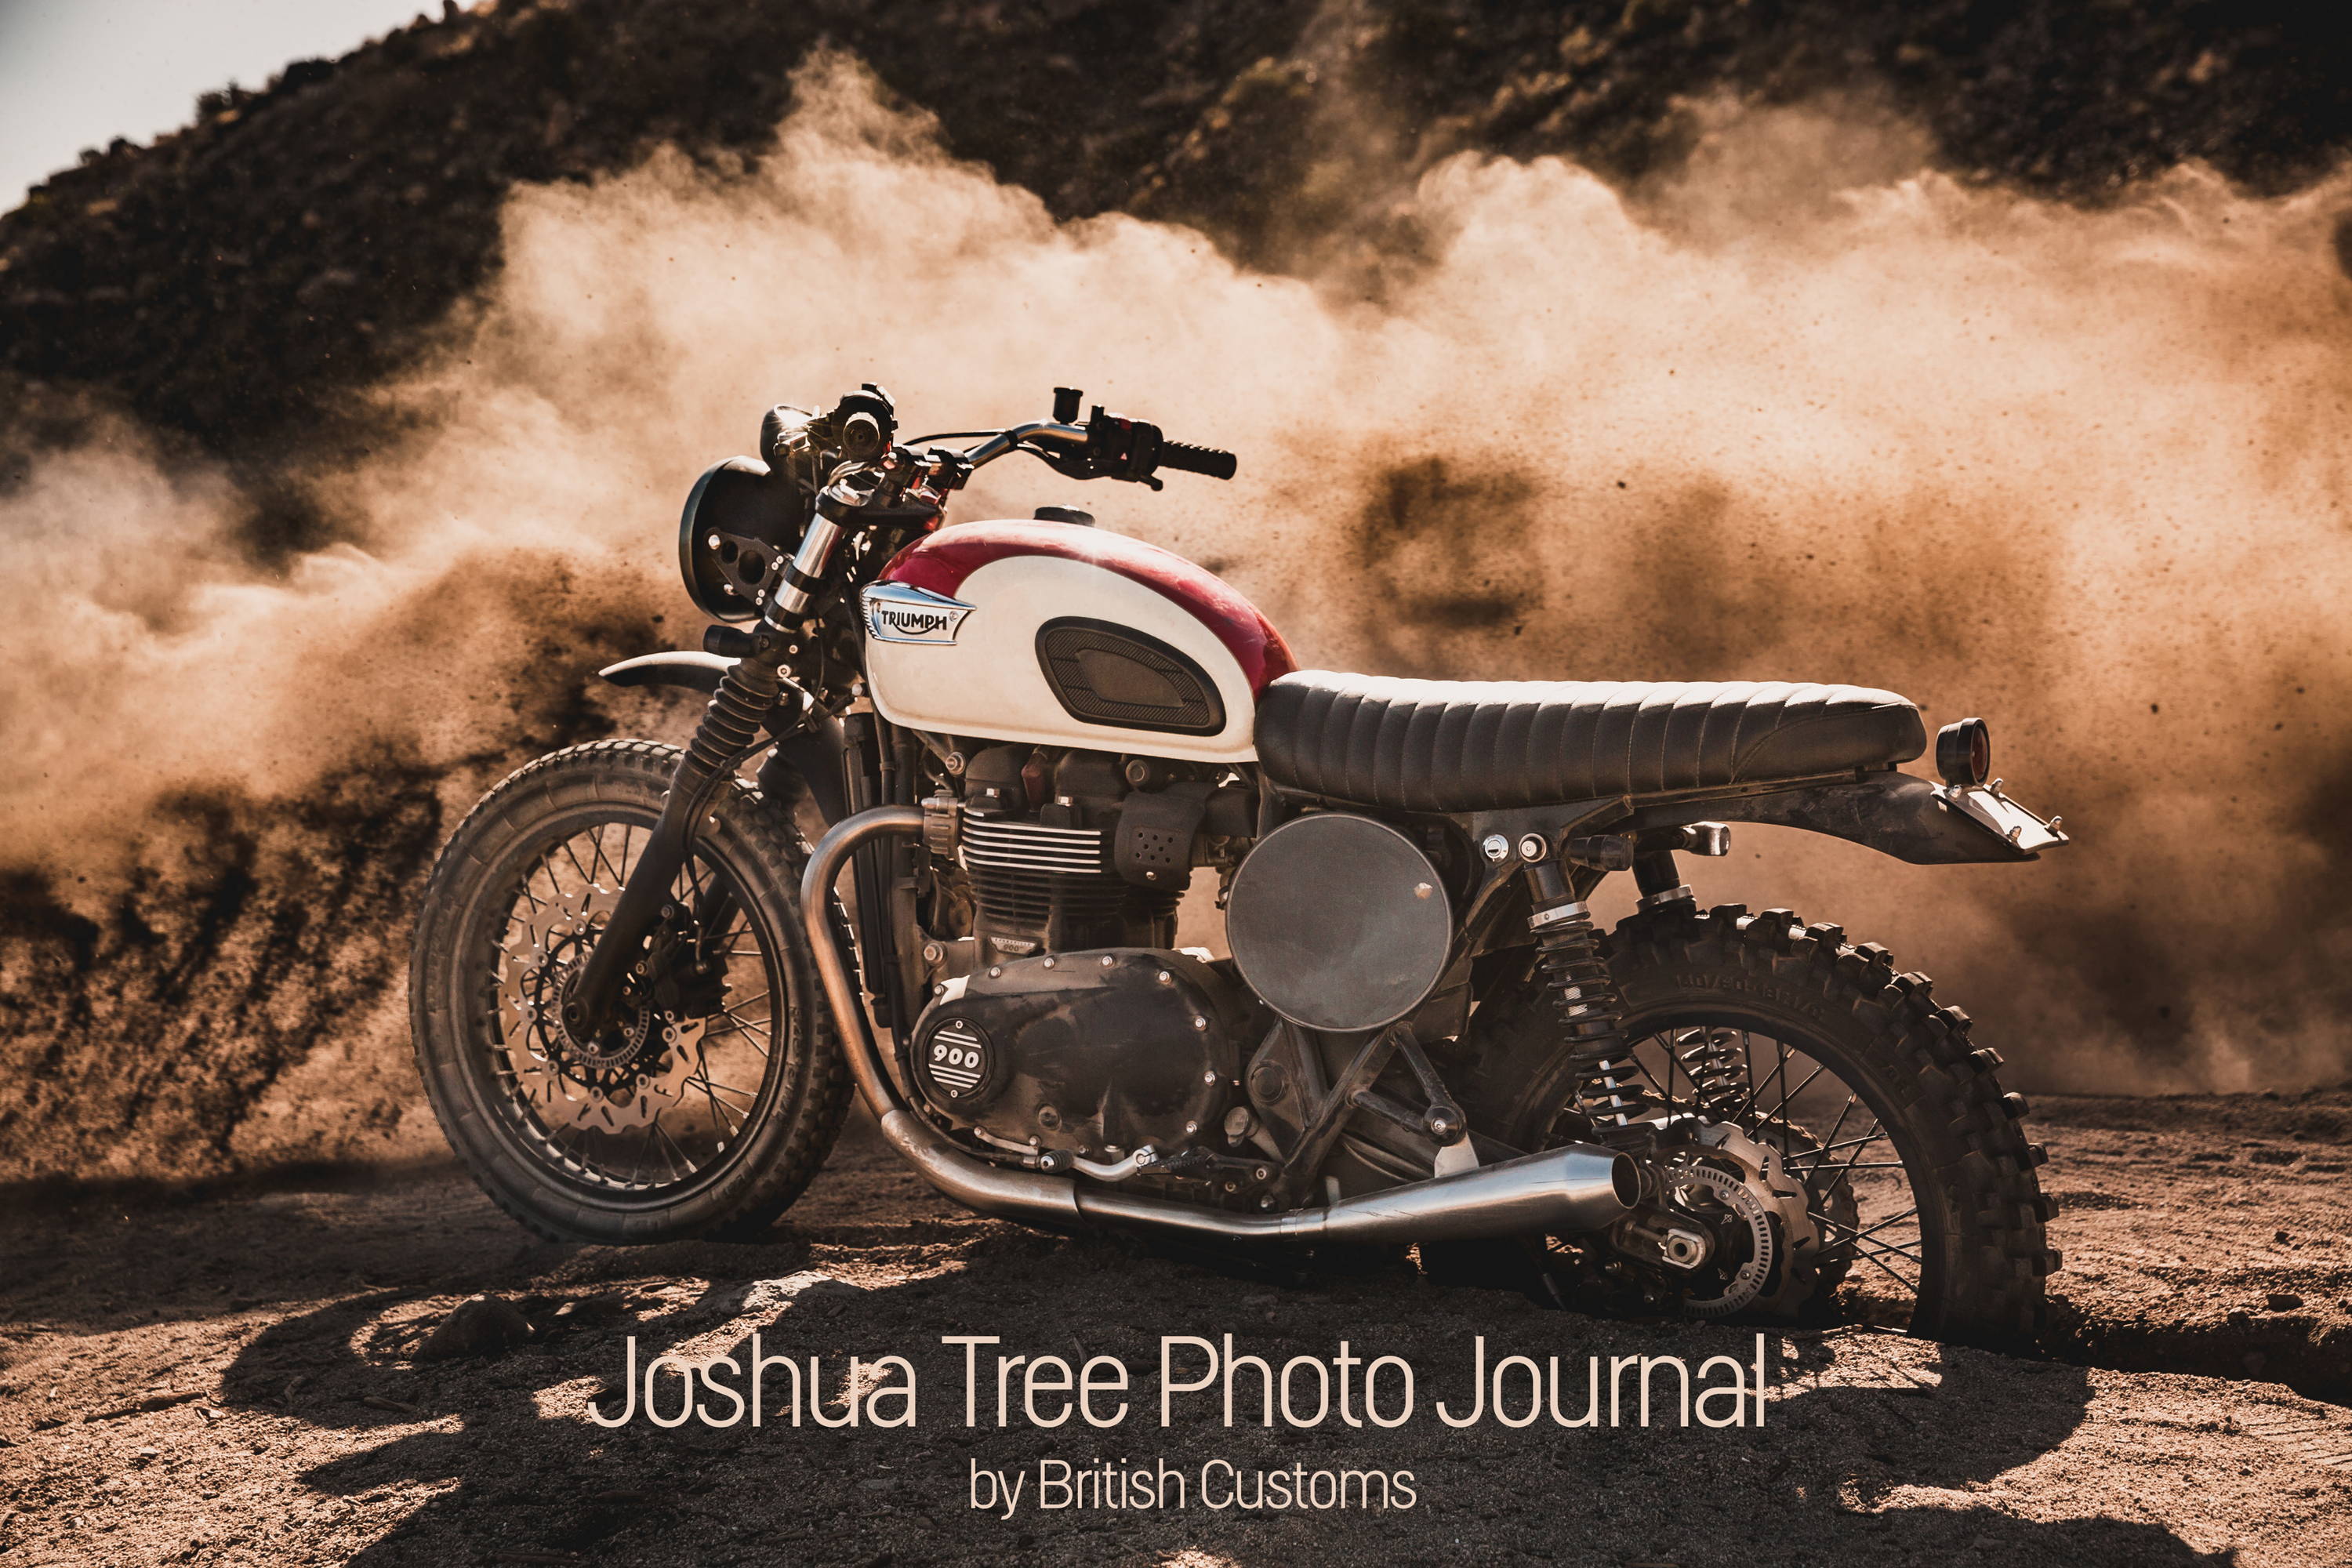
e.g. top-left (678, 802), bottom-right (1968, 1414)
top-left (0, 0), bottom-right (442, 212)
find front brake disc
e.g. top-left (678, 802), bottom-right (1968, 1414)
top-left (494, 874), bottom-right (707, 1135)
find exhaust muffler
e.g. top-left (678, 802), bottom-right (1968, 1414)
top-left (801, 808), bottom-right (1637, 1246)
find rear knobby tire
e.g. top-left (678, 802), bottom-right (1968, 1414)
top-left (408, 739), bottom-right (849, 1245)
top-left (1455, 901), bottom-right (2056, 1347)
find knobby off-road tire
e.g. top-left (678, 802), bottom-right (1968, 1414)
top-left (1454, 901), bottom-right (2057, 1347)
top-left (409, 740), bottom-right (849, 1244)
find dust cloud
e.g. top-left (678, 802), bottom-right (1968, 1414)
top-left (5, 54), bottom-right (2349, 1181)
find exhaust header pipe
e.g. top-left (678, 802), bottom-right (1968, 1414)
top-left (801, 808), bottom-right (1636, 1247)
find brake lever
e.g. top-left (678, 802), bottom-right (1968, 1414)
top-left (1031, 443), bottom-right (1164, 489)
top-left (1029, 410), bottom-right (1168, 488)
top-left (1034, 441), bottom-right (1097, 484)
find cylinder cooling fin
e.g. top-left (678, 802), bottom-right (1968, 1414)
top-left (953, 808), bottom-right (1182, 960)
top-left (961, 816), bottom-right (1126, 942)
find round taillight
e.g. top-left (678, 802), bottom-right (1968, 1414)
top-left (1936, 717), bottom-right (1991, 786)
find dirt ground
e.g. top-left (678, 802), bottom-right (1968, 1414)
top-left (2, 1091), bottom-right (2347, 1568)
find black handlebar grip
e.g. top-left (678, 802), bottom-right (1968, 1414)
top-left (1156, 441), bottom-right (1237, 481)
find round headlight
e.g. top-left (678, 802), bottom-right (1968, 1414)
top-left (677, 456), bottom-right (801, 622)
top-left (1936, 717), bottom-right (1991, 786)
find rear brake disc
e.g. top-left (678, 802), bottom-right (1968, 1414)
top-left (1673, 1121), bottom-right (1823, 1318)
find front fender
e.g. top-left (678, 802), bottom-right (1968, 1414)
top-left (1625, 770), bottom-right (2067, 865)
top-left (595, 651), bottom-right (846, 826)
top-left (597, 650), bottom-right (738, 692)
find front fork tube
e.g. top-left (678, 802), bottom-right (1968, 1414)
top-left (562, 630), bottom-right (792, 1041)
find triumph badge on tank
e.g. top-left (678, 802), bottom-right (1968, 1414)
top-left (410, 380), bottom-right (2069, 1346)
top-left (861, 581), bottom-right (973, 644)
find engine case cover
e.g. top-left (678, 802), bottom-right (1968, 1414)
top-left (908, 948), bottom-right (1248, 1157)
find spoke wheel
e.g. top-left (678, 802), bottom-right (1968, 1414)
top-left (1581, 1022), bottom-right (1930, 1326)
top-left (488, 818), bottom-right (780, 1196)
top-left (1446, 900), bottom-right (2056, 1346)
top-left (410, 740), bottom-right (849, 1243)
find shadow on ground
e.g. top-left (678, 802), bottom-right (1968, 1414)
top-left (5, 1113), bottom-right (2337, 1563)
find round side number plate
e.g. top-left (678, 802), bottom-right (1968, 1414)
top-left (1224, 814), bottom-right (1453, 1033)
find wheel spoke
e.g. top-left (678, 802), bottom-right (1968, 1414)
top-left (681, 853), bottom-right (716, 910)
top-left (694, 1072), bottom-right (747, 1136)
top-left (1765, 1041), bottom-right (1789, 1124)
top-left (699, 1080), bottom-right (758, 1103)
top-left (1817, 1206), bottom-right (1919, 1249)
top-left (707, 1023), bottom-right (773, 1059)
top-left (587, 822), bottom-right (620, 887)
top-left (1784, 1129), bottom-right (1885, 1163)
top-left (1656, 1032), bottom-right (1687, 1107)
top-left (1831, 1238), bottom-right (1926, 1274)
top-left (1817, 1124), bottom-right (1890, 1194)
top-left (651, 1114), bottom-right (691, 1183)
top-left (1759, 1062), bottom-right (1828, 1131)
top-left (718, 1004), bottom-right (772, 1040)
top-left (1842, 1243), bottom-right (1924, 1294)
top-left (1631, 1048), bottom-right (1673, 1105)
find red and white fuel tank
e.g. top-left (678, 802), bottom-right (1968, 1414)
top-left (861, 521), bottom-right (1294, 763)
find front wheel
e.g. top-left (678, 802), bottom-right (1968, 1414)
top-left (408, 739), bottom-right (849, 1244)
top-left (1460, 902), bottom-right (2058, 1346)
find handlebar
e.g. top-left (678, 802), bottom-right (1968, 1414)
top-left (957, 419), bottom-right (1087, 468)
top-left (931, 389), bottom-right (1236, 488)
top-left (1156, 440), bottom-right (1238, 481)
top-left (726, 386), bottom-right (1236, 627)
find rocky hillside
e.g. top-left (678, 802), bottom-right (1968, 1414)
top-left (6, 0), bottom-right (2352, 506)
top-left (7, 2), bottom-right (2352, 1189)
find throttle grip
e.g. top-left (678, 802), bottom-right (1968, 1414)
top-left (1157, 441), bottom-right (1238, 481)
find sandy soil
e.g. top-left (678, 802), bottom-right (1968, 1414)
top-left (1, 1091), bottom-right (2347, 1568)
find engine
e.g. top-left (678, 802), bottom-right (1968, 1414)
top-left (906, 743), bottom-right (1261, 1170)
top-left (926, 743), bottom-right (1253, 966)
top-left (907, 949), bottom-right (1250, 1164)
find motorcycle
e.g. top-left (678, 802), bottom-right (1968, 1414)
top-left (408, 383), bottom-right (2070, 1342)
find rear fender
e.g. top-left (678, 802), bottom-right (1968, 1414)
top-left (1624, 770), bottom-right (2066, 865)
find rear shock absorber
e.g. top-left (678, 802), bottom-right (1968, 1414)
top-left (1520, 837), bottom-right (1649, 1139)
top-left (1675, 1028), bottom-right (1745, 1120)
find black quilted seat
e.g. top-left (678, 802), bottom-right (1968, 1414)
top-left (1254, 671), bottom-right (1926, 812)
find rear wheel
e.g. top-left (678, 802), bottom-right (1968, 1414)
top-left (1445, 902), bottom-right (2056, 1346)
top-left (408, 740), bottom-right (849, 1243)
